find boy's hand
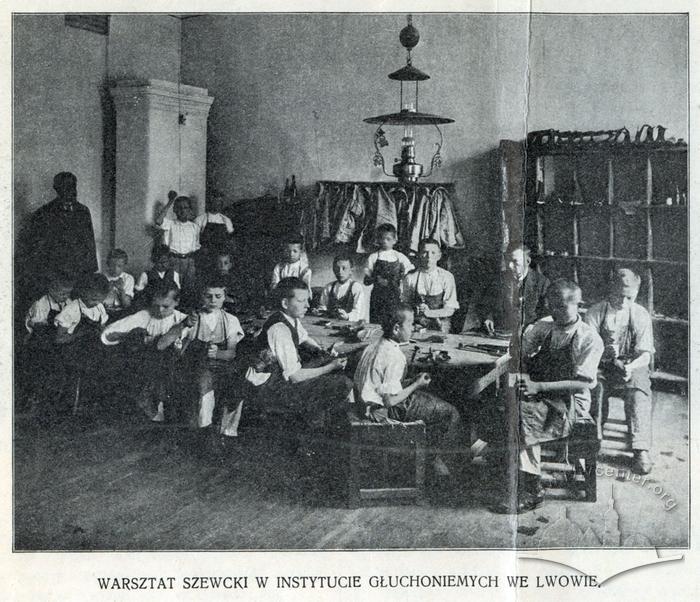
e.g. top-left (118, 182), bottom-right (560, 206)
top-left (376, 276), bottom-right (389, 287)
top-left (516, 375), bottom-right (539, 397)
top-left (331, 357), bottom-right (347, 371)
top-left (207, 343), bottom-right (219, 359)
top-left (483, 319), bottom-right (495, 335)
top-left (336, 309), bottom-right (349, 320)
top-left (416, 303), bottom-right (430, 316)
top-left (131, 327), bottom-right (148, 339)
top-left (185, 313), bottom-right (199, 328)
top-left (327, 342), bottom-right (340, 357)
top-left (416, 372), bottom-right (432, 388)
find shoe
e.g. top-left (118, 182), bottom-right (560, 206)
top-left (632, 450), bottom-right (653, 475)
top-left (491, 491), bottom-right (543, 514)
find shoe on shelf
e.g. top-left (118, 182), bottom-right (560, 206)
top-left (632, 450), bottom-right (653, 475)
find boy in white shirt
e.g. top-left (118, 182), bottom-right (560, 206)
top-left (353, 303), bottom-right (461, 478)
top-left (102, 281), bottom-right (187, 422)
top-left (317, 252), bottom-right (364, 321)
top-left (21, 273), bottom-right (74, 409)
top-left (102, 248), bottom-right (135, 318)
top-left (158, 276), bottom-right (245, 443)
top-left (246, 277), bottom-right (351, 428)
top-left (271, 234), bottom-right (312, 290)
top-left (134, 244), bottom-right (181, 309)
top-left (156, 194), bottom-right (200, 293)
top-left (584, 268), bottom-right (655, 475)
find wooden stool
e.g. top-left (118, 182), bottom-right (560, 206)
top-left (541, 420), bottom-right (600, 502)
top-left (347, 417), bottom-right (427, 508)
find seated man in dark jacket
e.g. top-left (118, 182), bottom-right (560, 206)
top-left (481, 241), bottom-right (550, 335)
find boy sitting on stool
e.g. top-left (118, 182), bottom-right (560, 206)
top-left (353, 303), bottom-right (461, 478)
top-left (584, 268), bottom-right (655, 475)
top-left (245, 277), bottom-right (351, 429)
top-left (493, 279), bottom-right (603, 514)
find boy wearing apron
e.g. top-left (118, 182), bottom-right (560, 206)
top-left (245, 277), bottom-right (351, 428)
top-left (317, 253), bottom-right (365, 321)
top-left (364, 223), bottom-right (414, 326)
top-left (584, 268), bottom-right (655, 475)
top-left (401, 238), bottom-right (459, 334)
top-left (493, 279), bottom-right (603, 514)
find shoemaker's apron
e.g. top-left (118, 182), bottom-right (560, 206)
top-left (369, 259), bottom-right (403, 325)
top-left (328, 281), bottom-right (358, 316)
top-left (199, 214), bottom-right (229, 252)
top-left (63, 308), bottom-right (104, 371)
top-left (519, 329), bottom-right (578, 447)
top-left (413, 277), bottom-right (451, 334)
top-left (598, 303), bottom-right (652, 397)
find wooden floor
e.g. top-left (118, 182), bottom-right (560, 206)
top-left (14, 389), bottom-right (689, 550)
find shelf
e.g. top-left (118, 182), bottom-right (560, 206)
top-left (651, 370), bottom-right (688, 385)
top-left (535, 254), bottom-right (686, 267)
top-left (525, 203), bottom-right (688, 211)
top-left (652, 316), bottom-right (689, 325)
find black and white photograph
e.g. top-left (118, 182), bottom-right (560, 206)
top-left (10, 6), bottom-right (691, 566)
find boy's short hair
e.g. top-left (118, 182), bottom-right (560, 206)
top-left (107, 248), bottom-right (129, 263)
top-left (151, 243), bottom-right (171, 261)
top-left (418, 237), bottom-right (441, 251)
top-left (376, 223), bottom-right (397, 237)
top-left (546, 278), bottom-right (581, 305)
top-left (611, 268), bottom-right (641, 297)
top-left (174, 195), bottom-right (192, 208)
top-left (505, 240), bottom-right (531, 257)
top-left (75, 273), bottom-right (110, 298)
top-left (382, 303), bottom-right (414, 338)
top-left (47, 271), bottom-right (74, 290)
top-left (150, 280), bottom-right (180, 302)
top-left (201, 274), bottom-right (230, 291)
top-left (333, 251), bottom-right (354, 267)
top-left (274, 277), bottom-right (309, 303)
top-left (283, 233), bottom-right (305, 247)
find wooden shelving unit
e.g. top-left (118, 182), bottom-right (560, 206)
top-left (499, 133), bottom-right (688, 381)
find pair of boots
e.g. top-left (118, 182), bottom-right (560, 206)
top-left (492, 472), bottom-right (544, 514)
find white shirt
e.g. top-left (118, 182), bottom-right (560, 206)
top-left (271, 260), bottom-right (312, 289)
top-left (135, 270), bottom-right (181, 292)
top-left (194, 212), bottom-right (234, 234)
top-left (161, 217), bottom-right (200, 254)
top-left (25, 294), bottom-right (67, 333)
top-left (584, 300), bottom-right (655, 356)
top-left (54, 299), bottom-right (108, 335)
top-left (180, 310), bottom-right (244, 347)
top-left (365, 250), bottom-right (414, 277)
top-left (522, 316), bottom-right (604, 407)
top-left (103, 272), bottom-right (135, 309)
top-left (353, 338), bottom-right (406, 406)
top-left (318, 280), bottom-right (365, 322)
top-left (101, 309), bottom-right (187, 346)
top-left (266, 313), bottom-right (310, 380)
top-left (401, 267), bottom-right (459, 310)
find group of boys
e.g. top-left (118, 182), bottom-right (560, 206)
top-left (21, 180), bottom-right (656, 513)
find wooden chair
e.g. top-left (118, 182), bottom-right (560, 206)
top-left (347, 415), bottom-right (427, 508)
top-left (540, 418), bottom-right (600, 502)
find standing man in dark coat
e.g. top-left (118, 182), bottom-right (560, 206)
top-left (18, 172), bottom-right (98, 300)
top-left (481, 241), bottom-right (550, 335)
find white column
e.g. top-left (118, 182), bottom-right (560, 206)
top-left (110, 79), bottom-right (213, 273)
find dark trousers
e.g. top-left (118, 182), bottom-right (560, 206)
top-left (270, 373), bottom-right (353, 427)
top-left (386, 390), bottom-right (462, 451)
